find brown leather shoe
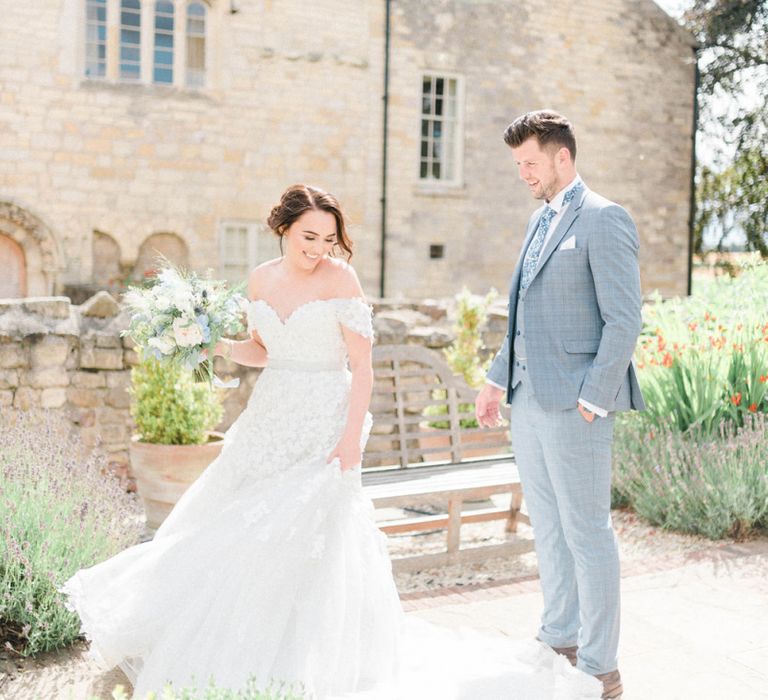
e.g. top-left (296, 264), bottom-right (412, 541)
top-left (550, 644), bottom-right (578, 667)
top-left (536, 638), bottom-right (578, 666)
top-left (594, 669), bottom-right (623, 699)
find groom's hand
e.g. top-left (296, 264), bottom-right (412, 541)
top-left (476, 384), bottom-right (505, 428)
top-left (577, 403), bottom-right (596, 423)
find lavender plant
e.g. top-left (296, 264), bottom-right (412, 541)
top-left (612, 411), bottom-right (768, 539)
top-left (0, 410), bottom-right (143, 656)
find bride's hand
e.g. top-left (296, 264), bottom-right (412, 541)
top-left (327, 437), bottom-right (362, 472)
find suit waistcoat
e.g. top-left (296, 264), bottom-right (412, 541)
top-left (511, 280), bottom-right (528, 389)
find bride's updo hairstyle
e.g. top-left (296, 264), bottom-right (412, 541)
top-left (267, 184), bottom-right (353, 260)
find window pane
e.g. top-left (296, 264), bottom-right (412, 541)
top-left (120, 0), bottom-right (142, 80)
top-left (85, 0), bottom-right (107, 79)
top-left (154, 1), bottom-right (174, 84)
top-left (186, 3), bottom-right (206, 87)
top-left (155, 33), bottom-right (173, 49)
top-left (155, 48), bottom-right (173, 65)
top-left (419, 74), bottom-right (461, 182)
top-left (154, 67), bottom-right (173, 83)
top-left (120, 46), bottom-right (140, 62)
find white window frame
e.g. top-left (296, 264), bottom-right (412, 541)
top-left (186, 2), bottom-right (207, 88)
top-left (81, 0), bottom-right (208, 90)
top-left (84, 0), bottom-right (108, 79)
top-left (153, 0), bottom-right (175, 85)
top-left (118, 0), bottom-right (142, 82)
top-left (218, 221), bottom-right (274, 284)
top-left (418, 72), bottom-right (465, 187)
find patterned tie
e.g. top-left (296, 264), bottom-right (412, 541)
top-left (519, 182), bottom-right (582, 290)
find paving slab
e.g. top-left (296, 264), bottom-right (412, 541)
top-left (408, 539), bottom-right (768, 699)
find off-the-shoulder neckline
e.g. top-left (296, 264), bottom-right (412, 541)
top-left (249, 297), bottom-right (368, 325)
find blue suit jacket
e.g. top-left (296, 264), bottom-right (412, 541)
top-left (486, 185), bottom-right (645, 413)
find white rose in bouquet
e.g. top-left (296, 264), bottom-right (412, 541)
top-left (147, 333), bottom-right (176, 355)
top-left (173, 317), bottom-right (204, 347)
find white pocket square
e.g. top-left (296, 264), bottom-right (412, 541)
top-left (559, 236), bottom-right (576, 251)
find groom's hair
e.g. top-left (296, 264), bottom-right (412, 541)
top-left (503, 110), bottom-right (577, 161)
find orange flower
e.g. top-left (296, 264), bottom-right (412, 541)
top-left (657, 336), bottom-right (666, 352)
top-left (736, 323), bottom-right (743, 331)
top-left (732, 343), bottom-right (744, 353)
top-left (731, 393), bottom-right (742, 407)
top-left (710, 335), bottom-right (726, 350)
top-left (688, 321), bottom-right (697, 332)
top-left (662, 352), bottom-right (673, 368)
top-left (748, 403), bottom-right (758, 413)
top-left (760, 375), bottom-right (768, 384)
top-left (648, 430), bottom-right (655, 441)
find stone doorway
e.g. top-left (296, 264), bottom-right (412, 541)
top-left (0, 234), bottom-right (27, 298)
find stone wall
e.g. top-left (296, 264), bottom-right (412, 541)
top-left (0, 0), bottom-right (694, 301)
top-left (0, 293), bottom-right (508, 488)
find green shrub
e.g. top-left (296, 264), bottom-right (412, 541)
top-left (0, 410), bottom-right (143, 656)
top-left (612, 411), bottom-right (768, 539)
top-left (130, 354), bottom-right (223, 445)
top-left (424, 288), bottom-right (498, 430)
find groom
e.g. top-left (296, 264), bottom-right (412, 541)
top-left (476, 110), bottom-right (644, 699)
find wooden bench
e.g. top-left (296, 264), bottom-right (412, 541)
top-left (361, 345), bottom-right (532, 571)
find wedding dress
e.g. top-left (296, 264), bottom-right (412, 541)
top-left (61, 297), bottom-right (601, 700)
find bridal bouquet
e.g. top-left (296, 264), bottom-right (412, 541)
top-left (122, 263), bottom-right (247, 386)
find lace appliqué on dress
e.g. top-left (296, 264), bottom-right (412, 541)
top-left (333, 298), bottom-right (374, 339)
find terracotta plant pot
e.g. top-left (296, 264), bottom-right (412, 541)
top-left (129, 432), bottom-right (225, 529)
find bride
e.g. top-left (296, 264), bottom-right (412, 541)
top-left (62, 184), bottom-right (601, 699)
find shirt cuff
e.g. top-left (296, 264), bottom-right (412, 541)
top-left (486, 379), bottom-right (506, 391)
top-left (578, 398), bottom-right (608, 418)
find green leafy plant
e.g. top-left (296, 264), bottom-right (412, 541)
top-left (424, 287), bottom-right (498, 429)
top-left (636, 259), bottom-right (768, 435)
top-left (0, 411), bottom-right (143, 656)
top-left (129, 353), bottom-right (224, 445)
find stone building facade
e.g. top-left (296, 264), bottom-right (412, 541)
top-left (0, 0), bottom-right (695, 301)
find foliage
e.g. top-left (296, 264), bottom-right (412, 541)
top-left (636, 259), bottom-right (768, 434)
top-left (612, 411), bottom-right (768, 539)
top-left (130, 353), bottom-right (224, 445)
top-left (0, 411), bottom-right (143, 656)
top-left (684, 0), bottom-right (768, 254)
top-left (424, 288), bottom-right (498, 430)
top-left (106, 676), bottom-right (306, 700)
top-left (443, 287), bottom-right (498, 389)
top-left (696, 147), bottom-right (768, 256)
top-left (122, 261), bottom-right (246, 385)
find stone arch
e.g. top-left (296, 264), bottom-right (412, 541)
top-left (0, 234), bottom-right (26, 297)
top-left (0, 200), bottom-right (63, 296)
top-left (134, 232), bottom-right (190, 279)
top-left (92, 230), bottom-right (123, 287)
